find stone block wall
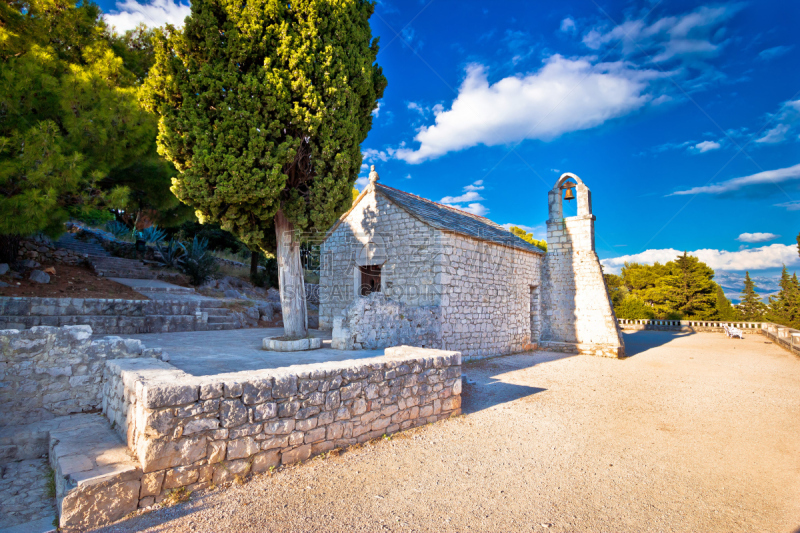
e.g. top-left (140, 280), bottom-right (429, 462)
top-left (331, 292), bottom-right (441, 350)
top-left (320, 190), bottom-right (441, 329)
top-left (0, 325), bottom-right (159, 426)
top-left (438, 233), bottom-right (542, 358)
top-left (0, 297), bottom-right (210, 334)
top-left (102, 347), bottom-right (461, 507)
top-left (17, 236), bottom-right (86, 266)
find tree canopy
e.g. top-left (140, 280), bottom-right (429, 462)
top-left (605, 253), bottom-right (723, 320)
top-left (142, 0), bottom-right (387, 251)
top-left (143, 0), bottom-right (386, 337)
top-left (509, 226), bottom-right (547, 252)
top-left (0, 0), bottom-right (157, 259)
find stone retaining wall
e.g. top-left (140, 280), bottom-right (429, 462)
top-left (102, 347), bottom-right (461, 508)
top-left (0, 297), bottom-right (210, 334)
top-left (331, 292), bottom-right (440, 350)
top-left (18, 236), bottom-right (86, 266)
top-left (0, 325), bottom-right (160, 426)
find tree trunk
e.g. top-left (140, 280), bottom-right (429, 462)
top-left (250, 250), bottom-right (259, 280)
top-left (0, 234), bottom-right (20, 265)
top-left (274, 209), bottom-right (308, 339)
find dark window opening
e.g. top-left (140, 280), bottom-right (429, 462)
top-left (359, 265), bottom-right (382, 296)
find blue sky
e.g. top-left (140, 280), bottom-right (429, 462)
top-left (100, 0), bottom-right (800, 294)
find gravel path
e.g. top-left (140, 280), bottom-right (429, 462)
top-left (95, 331), bottom-right (800, 532)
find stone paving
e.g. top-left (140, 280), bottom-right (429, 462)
top-left (0, 459), bottom-right (56, 531)
top-left (124, 328), bottom-right (384, 376)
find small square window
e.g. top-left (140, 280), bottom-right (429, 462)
top-left (359, 265), bottom-right (381, 296)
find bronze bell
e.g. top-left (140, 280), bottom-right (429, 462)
top-left (563, 184), bottom-right (576, 202)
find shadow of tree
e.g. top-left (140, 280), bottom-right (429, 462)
top-left (621, 330), bottom-right (696, 357)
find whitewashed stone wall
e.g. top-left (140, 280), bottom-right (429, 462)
top-left (331, 293), bottom-right (441, 350)
top-left (541, 175), bottom-right (624, 357)
top-left (0, 325), bottom-right (161, 426)
top-left (438, 233), bottom-right (542, 358)
top-left (319, 190), bottom-right (441, 329)
top-left (102, 347), bottom-right (461, 508)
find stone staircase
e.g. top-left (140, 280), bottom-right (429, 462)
top-left (49, 415), bottom-right (142, 530)
top-left (55, 233), bottom-right (158, 279)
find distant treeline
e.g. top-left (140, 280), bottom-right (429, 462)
top-left (604, 252), bottom-right (796, 327)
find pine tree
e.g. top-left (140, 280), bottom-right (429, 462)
top-left (143, 0), bottom-right (387, 338)
top-left (739, 272), bottom-right (767, 321)
top-left (767, 266), bottom-right (799, 327)
top-left (509, 226), bottom-right (547, 251)
top-left (0, 0), bottom-right (156, 261)
top-left (715, 284), bottom-right (739, 321)
top-left (661, 252), bottom-right (718, 319)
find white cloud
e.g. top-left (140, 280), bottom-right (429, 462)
top-left (407, 102), bottom-right (425, 115)
top-left (104, 0), bottom-right (190, 33)
top-left (582, 4), bottom-right (744, 64)
top-left (601, 243), bottom-right (800, 273)
top-left (669, 163), bottom-right (800, 195)
top-left (755, 99), bottom-right (800, 144)
top-left (774, 200), bottom-right (800, 211)
top-left (692, 140), bottom-right (721, 152)
top-left (463, 180), bottom-right (484, 192)
top-left (440, 181), bottom-right (489, 216)
top-left (440, 191), bottom-right (483, 204)
top-left (446, 203), bottom-right (489, 216)
top-left (756, 123), bottom-right (791, 144)
top-left (737, 232), bottom-right (780, 243)
top-left (404, 174), bottom-right (412, 179)
top-left (560, 17), bottom-right (577, 34)
top-left (372, 102), bottom-right (382, 118)
top-left (362, 148), bottom-right (394, 163)
top-left (696, 140), bottom-right (719, 152)
top-left (355, 176), bottom-right (370, 191)
top-left (757, 45), bottom-right (794, 61)
top-left (394, 56), bottom-right (656, 163)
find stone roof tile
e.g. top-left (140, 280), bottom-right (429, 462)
top-left (374, 184), bottom-right (544, 255)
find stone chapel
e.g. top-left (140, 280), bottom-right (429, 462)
top-left (318, 167), bottom-right (624, 359)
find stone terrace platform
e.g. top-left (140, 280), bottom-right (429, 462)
top-left (121, 328), bottom-right (384, 376)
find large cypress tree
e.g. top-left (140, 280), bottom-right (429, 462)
top-left (739, 272), bottom-right (767, 321)
top-left (0, 0), bottom-right (156, 261)
top-left (143, 0), bottom-right (386, 338)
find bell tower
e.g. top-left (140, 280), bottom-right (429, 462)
top-left (540, 173), bottom-right (625, 358)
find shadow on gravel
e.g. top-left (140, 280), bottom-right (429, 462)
top-left (621, 330), bottom-right (695, 357)
top-left (460, 352), bottom-right (570, 414)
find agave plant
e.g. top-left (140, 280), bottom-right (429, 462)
top-left (105, 220), bottom-right (131, 238)
top-left (155, 238), bottom-right (186, 268)
top-left (181, 236), bottom-right (218, 285)
top-left (140, 225), bottom-right (167, 245)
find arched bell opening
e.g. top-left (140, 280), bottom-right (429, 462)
top-left (549, 172), bottom-right (592, 221)
top-left (560, 178), bottom-right (578, 218)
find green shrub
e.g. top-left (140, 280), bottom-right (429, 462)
top-left (181, 236), bottom-right (218, 286)
top-left (615, 295), bottom-right (655, 319)
top-left (106, 220), bottom-right (131, 238)
top-left (156, 238), bottom-right (185, 268)
top-left (67, 206), bottom-right (114, 226)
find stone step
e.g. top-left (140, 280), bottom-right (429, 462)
top-left (202, 307), bottom-right (230, 316)
top-left (207, 315), bottom-right (234, 324)
top-left (207, 322), bottom-right (238, 330)
top-left (49, 415), bottom-right (142, 530)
